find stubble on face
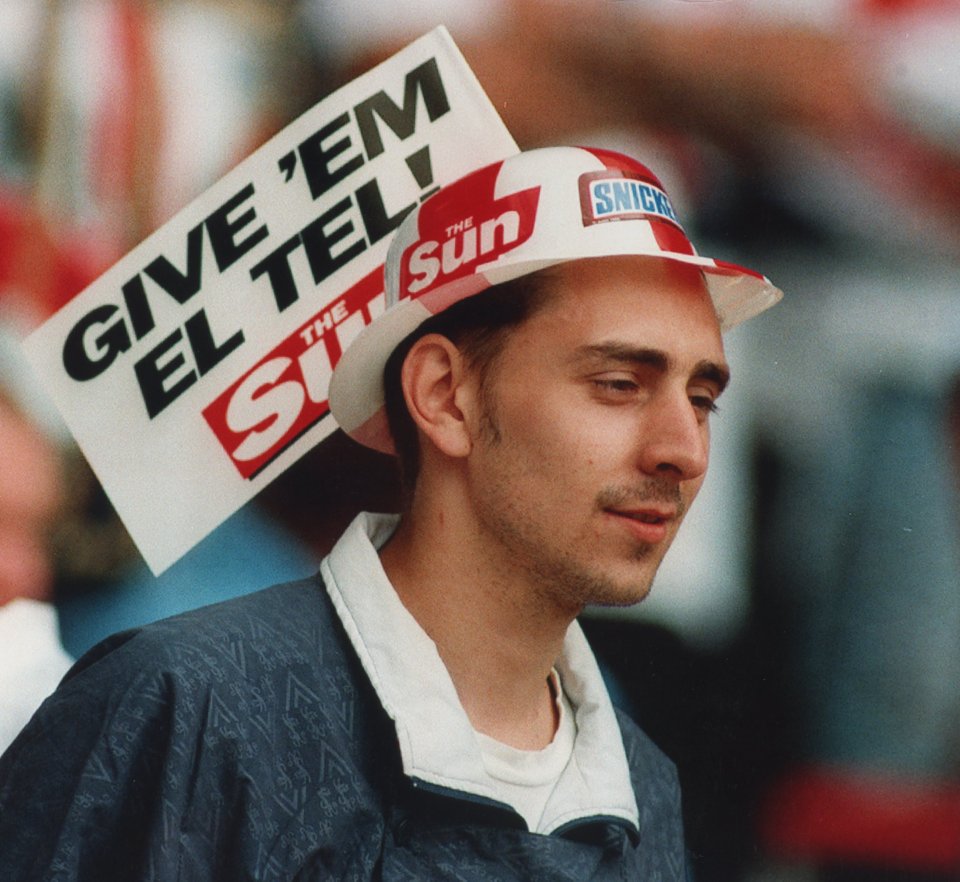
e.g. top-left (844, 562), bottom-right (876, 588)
top-left (471, 390), bottom-right (687, 615)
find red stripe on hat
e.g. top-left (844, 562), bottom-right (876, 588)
top-left (714, 258), bottom-right (764, 280)
top-left (858, 0), bottom-right (952, 15)
top-left (582, 147), bottom-right (665, 190)
top-left (650, 218), bottom-right (695, 256)
top-left (400, 162), bottom-right (540, 302)
top-left (414, 160), bottom-right (505, 238)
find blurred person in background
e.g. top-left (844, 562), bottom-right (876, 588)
top-left (0, 390), bottom-right (72, 754)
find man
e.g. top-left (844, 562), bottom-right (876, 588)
top-left (0, 147), bottom-right (780, 880)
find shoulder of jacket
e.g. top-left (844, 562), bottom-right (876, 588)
top-left (62, 576), bottom-right (339, 691)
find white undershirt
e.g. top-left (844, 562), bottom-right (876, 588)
top-left (476, 670), bottom-right (577, 831)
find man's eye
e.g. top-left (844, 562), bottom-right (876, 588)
top-left (593, 378), bottom-right (638, 393)
top-left (691, 396), bottom-right (719, 416)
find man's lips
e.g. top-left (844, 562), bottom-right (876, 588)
top-left (606, 505), bottom-right (677, 523)
top-left (603, 507), bottom-right (676, 543)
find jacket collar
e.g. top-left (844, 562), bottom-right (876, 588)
top-left (321, 512), bottom-right (640, 835)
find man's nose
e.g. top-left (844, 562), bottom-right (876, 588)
top-left (635, 392), bottom-right (710, 481)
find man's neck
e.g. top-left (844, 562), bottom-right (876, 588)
top-left (379, 503), bottom-right (576, 751)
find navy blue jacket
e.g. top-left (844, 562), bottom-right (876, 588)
top-left (0, 577), bottom-right (688, 880)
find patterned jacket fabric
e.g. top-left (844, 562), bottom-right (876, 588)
top-left (0, 577), bottom-right (689, 881)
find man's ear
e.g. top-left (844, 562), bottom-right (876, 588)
top-left (400, 333), bottom-right (476, 459)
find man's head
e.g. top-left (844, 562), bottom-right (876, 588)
top-left (382, 254), bottom-right (726, 609)
top-left (328, 146), bottom-right (780, 608)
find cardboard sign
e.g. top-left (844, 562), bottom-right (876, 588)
top-left (23, 28), bottom-right (518, 574)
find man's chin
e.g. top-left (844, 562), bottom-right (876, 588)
top-left (584, 588), bottom-right (653, 610)
top-left (533, 554), bottom-right (660, 614)
top-left (578, 571), bottom-right (657, 609)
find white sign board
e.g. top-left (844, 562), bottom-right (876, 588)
top-left (23, 28), bottom-right (518, 574)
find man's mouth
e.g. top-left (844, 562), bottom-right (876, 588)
top-left (603, 507), bottom-right (676, 543)
top-left (607, 507), bottom-right (675, 524)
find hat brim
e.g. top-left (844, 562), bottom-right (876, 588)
top-left (328, 253), bottom-right (782, 455)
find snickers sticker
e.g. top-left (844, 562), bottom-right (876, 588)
top-left (579, 170), bottom-right (684, 231)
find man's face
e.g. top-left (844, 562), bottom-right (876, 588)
top-left (462, 255), bottom-right (728, 614)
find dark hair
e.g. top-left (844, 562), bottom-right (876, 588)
top-left (383, 268), bottom-right (556, 498)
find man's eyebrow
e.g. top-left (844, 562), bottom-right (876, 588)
top-left (692, 359), bottom-right (731, 395)
top-left (571, 343), bottom-right (731, 393)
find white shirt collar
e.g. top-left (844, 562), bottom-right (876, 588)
top-left (320, 512), bottom-right (640, 833)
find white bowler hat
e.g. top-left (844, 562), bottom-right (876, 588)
top-left (329, 146), bottom-right (782, 454)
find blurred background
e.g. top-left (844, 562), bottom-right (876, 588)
top-left (2, 1), bottom-right (960, 879)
